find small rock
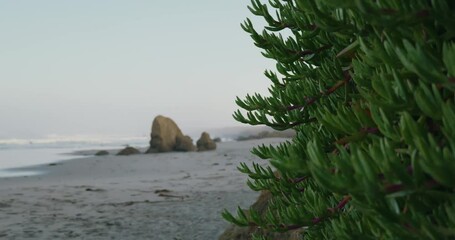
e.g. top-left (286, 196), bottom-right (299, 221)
top-left (117, 147), bottom-right (141, 156)
top-left (0, 202), bottom-right (11, 208)
top-left (196, 132), bottom-right (217, 151)
top-left (85, 188), bottom-right (105, 192)
top-left (95, 150), bottom-right (109, 156)
top-left (154, 189), bottom-right (171, 194)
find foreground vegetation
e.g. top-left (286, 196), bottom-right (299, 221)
top-left (223, 1), bottom-right (455, 239)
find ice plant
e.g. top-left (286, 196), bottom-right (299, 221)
top-left (223, 0), bottom-right (455, 239)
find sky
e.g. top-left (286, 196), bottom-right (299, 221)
top-left (0, 0), bottom-right (274, 139)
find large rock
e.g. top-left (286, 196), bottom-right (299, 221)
top-left (117, 146), bottom-right (140, 156)
top-left (196, 132), bottom-right (217, 151)
top-left (146, 115), bottom-right (196, 153)
top-left (175, 135), bottom-right (197, 152)
top-left (219, 191), bottom-right (302, 240)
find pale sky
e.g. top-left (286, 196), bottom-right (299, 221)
top-left (0, 1), bottom-right (273, 139)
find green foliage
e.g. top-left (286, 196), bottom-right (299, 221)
top-left (223, 0), bottom-right (455, 239)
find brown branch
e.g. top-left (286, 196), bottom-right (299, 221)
top-left (286, 70), bottom-right (352, 112)
top-left (290, 176), bottom-right (309, 184)
top-left (282, 195), bottom-right (351, 230)
top-left (385, 179), bottom-right (439, 194)
top-left (335, 127), bottom-right (379, 145)
top-left (362, 127), bottom-right (379, 134)
top-left (324, 78), bottom-right (350, 96)
top-left (380, 8), bottom-right (429, 18)
top-left (247, 195), bottom-right (352, 231)
top-left (297, 44), bottom-right (332, 58)
top-left (327, 195), bottom-right (352, 214)
top-left (267, 117), bottom-right (317, 130)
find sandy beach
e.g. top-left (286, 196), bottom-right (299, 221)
top-left (0, 138), bottom-right (286, 240)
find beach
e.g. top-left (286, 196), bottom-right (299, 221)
top-left (0, 138), bottom-right (286, 240)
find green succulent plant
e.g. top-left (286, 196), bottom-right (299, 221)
top-left (223, 1), bottom-right (455, 239)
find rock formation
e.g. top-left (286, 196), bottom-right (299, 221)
top-left (145, 115), bottom-right (196, 153)
top-left (117, 146), bottom-right (140, 156)
top-left (95, 150), bottom-right (109, 156)
top-left (175, 135), bottom-right (197, 152)
top-left (196, 132), bottom-right (217, 151)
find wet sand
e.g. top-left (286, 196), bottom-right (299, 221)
top-left (0, 138), bottom-right (287, 240)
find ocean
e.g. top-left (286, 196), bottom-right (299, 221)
top-left (0, 135), bottom-right (149, 177)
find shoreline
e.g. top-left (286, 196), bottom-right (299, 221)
top-left (0, 138), bottom-right (288, 239)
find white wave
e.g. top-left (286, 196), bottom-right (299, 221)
top-left (0, 134), bottom-right (149, 149)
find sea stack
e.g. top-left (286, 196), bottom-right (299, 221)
top-left (146, 115), bottom-right (196, 153)
top-left (196, 132), bottom-right (217, 151)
